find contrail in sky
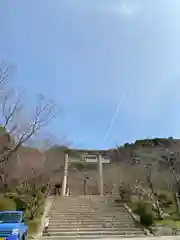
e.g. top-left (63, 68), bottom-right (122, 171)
top-left (103, 92), bottom-right (126, 143)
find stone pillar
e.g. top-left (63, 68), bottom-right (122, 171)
top-left (84, 176), bottom-right (89, 195)
top-left (61, 153), bottom-right (69, 197)
top-left (98, 154), bottom-right (103, 196)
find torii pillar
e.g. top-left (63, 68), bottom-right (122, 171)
top-left (61, 153), bottom-right (69, 196)
top-left (98, 154), bottom-right (103, 196)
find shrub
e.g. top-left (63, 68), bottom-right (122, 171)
top-left (4, 190), bottom-right (45, 221)
top-left (25, 190), bottom-right (45, 220)
top-left (132, 200), bottom-right (154, 227)
top-left (27, 219), bottom-right (41, 234)
top-left (0, 196), bottom-right (16, 210)
top-left (14, 198), bottom-right (27, 211)
top-left (140, 212), bottom-right (154, 227)
top-left (119, 183), bottom-right (132, 202)
top-left (4, 192), bottom-right (27, 211)
top-left (158, 192), bottom-right (174, 208)
top-left (134, 201), bottom-right (152, 215)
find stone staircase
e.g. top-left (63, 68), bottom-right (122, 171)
top-left (41, 196), bottom-right (145, 239)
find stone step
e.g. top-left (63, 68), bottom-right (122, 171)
top-left (43, 230), bottom-right (144, 237)
top-left (51, 209), bottom-right (126, 213)
top-left (50, 207), bottom-right (126, 211)
top-left (53, 201), bottom-right (120, 203)
top-left (53, 200), bottom-right (120, 202)
top-left (52, 201), bottom-right (110, 203)
top-left (48, 220), bottom-right (134, 224)
top-left (52, 202), bottom-right (107, 204)
top-left (48, 223), bottom-right (136, 228)
top-left (48, 216), bottom-right (131, 220)
top-left (50, 212), bottom-right (127, 215)
top-left (52, 205), bottom-right (124, 208)
top-left (47, 227), bottom-right (141, 232)
top-left (53, 203), bottom-right (113, 205)
top-left (48, 224), bottom-right (135, 228)
top-left (41, 235), bottom-right (145, 239)
top-left (49, 208), bottom-right (127, 212)
top-left (53, 200), bottom-right (110, 202)
top-left (48, 218), bottom-right (132, 223)
top-left (52, 206), bottom-right (126, 209)
top-left (53, 202), bottom-right (101, 203)
top-left (51, 208), bottom-right (124, 211)
top-left (51, 211), bottom-right (127, 215)
top-left (49, 218), bottom-right (135, 222)
top-left (48, 223), bottom-right (135, 228)
top-left (48, 220), bottom-right (133, 224)
top-left (44, 196), bottom-right (144, 239)
top-left (53, 198), bottom-right (108, 200)
top-left (53, 201), bottom-right (114, 202)
top-left (57, 200), bottom-right (114, 203)
top-left (48, 217), bottom-right (132, 221)
top-left (48, 213), bottom-right (129, 217)
top-left (52, 206), bottom-right (124, 209)
top-left (51, 204), bottom-right (125, 211)
top-left (48, 212), bottom-right (130, 217)
top-left (49, 212), bottom-right (130, 216)
top-left (53, 200), bottom-right (121, 202)
top-left (54, 204), bottom-right (124, 206)
top-left (53, 199), bottom-right (109, 201)
top-left (50, 207), bottom-right (126, 210)
top-left (49, 212), bottom-right (129, 216)
top-left (50, 209), bottom-right (126, 211)
top-left (53, 197), bottom-right (110, 200)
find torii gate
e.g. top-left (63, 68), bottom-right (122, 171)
top-left (61, 150), bottom-right (110, 196)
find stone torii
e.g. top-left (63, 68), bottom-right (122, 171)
top-left (61, 149), bottom-right (110, 196)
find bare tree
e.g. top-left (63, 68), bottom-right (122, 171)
top-left (0, 93), bottom-right (56, 162)
top-left (145, 163), bottom-right (164, 219)
top-left (164, 150), bottom-right (180, 214)
top-left (0, 68), bottom-right (57, 185)
top-left (13, 165), bottom-right (53, 220)
top-left (0, 66), bottom-right (8, 88)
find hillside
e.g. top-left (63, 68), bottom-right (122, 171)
top-left (51, 137), bottom-right (180, 195)
top-left (111, 137), bottom-right (180, 166)
top-left (2, 135), bottom-right (180, 194)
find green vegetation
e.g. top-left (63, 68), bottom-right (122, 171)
top-left (0, 190), bottom-right (46, 235)
top-left (114, 137), bottom-right (180, 234)
top-left (119, 183), bottom-right (132, 202)
top-left (131, 201), bottom-right (152, 215)
top-left (129, 200), bottom-right (155, 227)
top-left (156, 219), bottom-right (180, 228)
top-left (127, 190), bottom-right (180, 230)
top-left (27, 218), bottom-right (41, 234)
top-left (0, 125), bottom-right (6, 135)
top-left (158, 191), bottom-right (174, 208)
top-left (0, 196), bottom-right (16, 210)
top-left (140, 212), bottom-right (154, 227)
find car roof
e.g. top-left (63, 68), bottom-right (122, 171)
top-left (0, 211), bottom-right (23, 214)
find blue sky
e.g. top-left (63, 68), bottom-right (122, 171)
top-left (1, 0), bottom-right (180, 149)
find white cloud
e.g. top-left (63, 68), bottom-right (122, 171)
top-left (70, 0), bottom-right (140, 18)
top-left (118, 2), bottom-right (134, 16)
top-left (98, 1), bottom-right (138, 17)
